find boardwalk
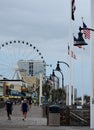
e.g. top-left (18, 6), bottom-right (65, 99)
top-left (0, 103), bottom-right (94, 130)
top-left (0, 103), bottom-right (47, 126)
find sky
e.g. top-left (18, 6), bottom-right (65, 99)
top-left (0, 0), bottom-right (91, 97)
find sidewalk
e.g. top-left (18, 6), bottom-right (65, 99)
top-left (0, 104), bottom-right (47, 126)
top-left (0, 104), bottom-right (93, 130)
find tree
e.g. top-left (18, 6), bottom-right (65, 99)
top-left (84, 95), bottom-right (90, 104)
top-left (42, 83), bottom-right (51, 101)
top-left (51, 88), bottom-right (66, 104)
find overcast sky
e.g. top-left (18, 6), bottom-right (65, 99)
top-left (0, 0), bottom-right (91, 96)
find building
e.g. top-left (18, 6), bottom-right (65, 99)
top-left (0, 82), bottom-right (3, 96)
top-left (17, 60), bottom-right (46, 83)
top-left (65, 85), bottom-right (77, 105)
top-left (47, 75), bottom-right (59, 90)
top-left (0, 79), bottom-right (24, 96)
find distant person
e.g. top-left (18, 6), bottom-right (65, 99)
top-left (28, 97), bottom-right (32, 108)
top-left (21, 98), bottom-right (29, 121)
top-left (33, 98), bottom-right (36, 106)
top-left (5, 97), bottom-right (13, 120)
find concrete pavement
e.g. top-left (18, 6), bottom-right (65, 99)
top-left (0, 103), bottom-right (47, 126)
top-left (0, 126), bottom-right (92, 130)
top-left (0, 103), bottom-right (94, 130)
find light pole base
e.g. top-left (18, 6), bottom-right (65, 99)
top-left (90, 103), bottom-right (94, 128)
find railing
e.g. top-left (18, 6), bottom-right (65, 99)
top-left (70, 110), bottom-right (90, 126)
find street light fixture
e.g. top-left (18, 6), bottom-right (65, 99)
top-left (74, 26), bottom-right (88, 46)
top-left (55, 68), bottom-right (64, 89)
top-left (50, 69), bottom-right (60, 89)
top-left (52, 69), bottom-right (55, 77)
top-left (49, 69), bottom-right (59, 102)
top-left (51, 69), bottom-right (60, 89)
top-left (55, 62), bottom-right (61, 71)
top-left (49, 69), bottom-right (56, 86)
top-left (56, 61), bottom-right (70, 71)
top-left (55, 61), bottom-right (70, 89)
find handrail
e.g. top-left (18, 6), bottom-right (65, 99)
top-left (70, 111), bottom-right (88, 124)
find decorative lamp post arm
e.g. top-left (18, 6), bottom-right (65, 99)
top-left (79, 26), bottom-right (94, 32)
top-left (54, 69), bottom-right (64, 89)
top-left (57, 61), bottom-right (70, 68)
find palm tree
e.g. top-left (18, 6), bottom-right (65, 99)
top-left (42, 83), bottom-right (51, 101)
top-left (51, 88), bottom-right (66, 104)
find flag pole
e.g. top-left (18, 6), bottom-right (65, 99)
top-left (81, 17), bottom-right (84, 106)
top-left (90, 0), bottom-right (94, 128)
top-left (66, 43), bottom-right (70, 106)
top-left (69, 0), bottom-right (75, 106)
top-left (81, 47), bottom-right (84, 106)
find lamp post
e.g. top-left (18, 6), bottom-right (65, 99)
top-left (50, 70), bottom-right (56, 89)
top-left (74, 27), bottom-right (88, 106)
top-left (51, 69), bottom-right (63, 103)
top-left (51, 69), bottom-right (59, 90)
top-left (55, 67), bottom-right (64, 89)
top-left (73, 1), bottom-right (94, 127)
top-left (43, 63), bottom-right (52, 84)
top-left (55, 61), bottom-right (70, 105)
top-left (55, 61), bottom-right (69, 89)
top-left (73, 24), bottom-right (94, 128)
top-left (49, 70), bottom-right (57, 102)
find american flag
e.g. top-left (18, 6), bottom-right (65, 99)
top-left (68, 44), bottom-right (77, 59)
top-left (72, 0), bottom-right (76, 20)
top-left (83, 22), bottom-right (90, 39)
top-left (71, 51), bottom-right (77, 59)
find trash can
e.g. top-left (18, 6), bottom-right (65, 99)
top-left (47, 104), bottom-right (60, 126)
top-left (42, 103), bottom-right (49, 117)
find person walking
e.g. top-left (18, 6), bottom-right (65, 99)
top-left (21, 98), bottom-right (29, 121)
top-left (33, 98), bottom-right (36, 106)
top-left (5, 97), bottom-right (13, 120)
top-left (28, 97), bottom-right (32, 109)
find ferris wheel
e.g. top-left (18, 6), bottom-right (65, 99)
top-left (0, 40), bottom-right (45, 79)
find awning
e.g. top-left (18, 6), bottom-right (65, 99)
top-left (21, 92), bottom-right (31, 97)
top-left (11, 93), bottom-right (22, 96)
